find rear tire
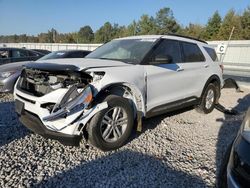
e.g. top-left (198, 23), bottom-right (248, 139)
top-left (196, 83), bottom-right (217, 114)
top-left (87, 95), bottom-right (134, 151)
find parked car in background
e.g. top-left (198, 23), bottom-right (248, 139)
top-left (14, 35), bottom-right (223, 151)
top-left (31, 49), bottom-right (51, 55)
top-left (219, 107), bottom-right (250, 188)
top-left (0, 48), bottom-right (44, 65)
top-left (38, 50), bottom-right (91, 60)
top-left (0, 49), bottom-right (91, 93)
top-left (0, 61), bottom-right (30, 93)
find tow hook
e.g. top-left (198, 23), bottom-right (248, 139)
top-left (215, 78), bottom-right (242, 115)
top-left (215, 104), bottom-right (239, 115)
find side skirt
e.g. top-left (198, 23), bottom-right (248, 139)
top-left (145, 97), bottom-right (200, 118)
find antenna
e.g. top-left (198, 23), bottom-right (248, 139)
top-left (221, 26), bottom-right (235, 63)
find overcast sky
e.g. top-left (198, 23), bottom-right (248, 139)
top-left (0, 0), bottom-right (249, 35)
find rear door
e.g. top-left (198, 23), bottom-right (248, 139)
top-left (178, 41), bottom-right (208, 97)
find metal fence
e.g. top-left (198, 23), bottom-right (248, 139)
top-left (207, 40), bottom-right (250, 72)
top-left (0, 43), bottom-right (102, 52)
top-left (1, 40), bottom-right (250, 70)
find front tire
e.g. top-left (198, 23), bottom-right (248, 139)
top-left (196, 83), bottom-right (217, 114)
top-left (87, 95), bottom-right (134, 151)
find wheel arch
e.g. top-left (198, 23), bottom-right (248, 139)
top-left (91, 82), bottom-right (146, 116)
top-left (201, 74), bottom-right (221, 103)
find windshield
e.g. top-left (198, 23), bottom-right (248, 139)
top-left (38, 51), bottom-right (66, 60)
top-left (86, 39), bottom-right (156, 64)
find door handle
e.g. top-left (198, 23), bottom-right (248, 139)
top-left (204, 64), bottom-right (209, 68)
top-left (177, 67), bottom-right (184, 72)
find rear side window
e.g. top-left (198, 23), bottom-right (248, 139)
top-left (181, 42), bottom-right (205, 62)
top-left (12, 49), bottom-right (28, 58)
top-left (204, 47), bottom-right (218, 61)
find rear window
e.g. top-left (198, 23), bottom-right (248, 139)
top-left (66, 51), bottom-right (88, 58)
top-left (181, 42), bottom-right (205, 62)
top-left (204, 47), bottom-right (218, 61)
top-left (38, 51), bottom-right (66, 60)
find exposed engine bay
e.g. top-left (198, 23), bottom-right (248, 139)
top-left (18, 63), bottom-right (92, 96)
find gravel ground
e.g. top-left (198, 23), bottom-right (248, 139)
top-left (0, 89), bottom-right (250, 188)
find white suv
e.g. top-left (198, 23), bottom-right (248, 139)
top-left (14, 35), bottom-right (223, 151)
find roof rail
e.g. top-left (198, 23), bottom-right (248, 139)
top-left (167, 33), bottom-right (208, 44)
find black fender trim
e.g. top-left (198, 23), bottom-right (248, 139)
top-left (201, 75), bottom-right (221, 103)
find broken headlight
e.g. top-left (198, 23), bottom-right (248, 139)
top-left (43, 85), bottom-right (92, 121)
top-left (89, 72), bottom-right (105, 82)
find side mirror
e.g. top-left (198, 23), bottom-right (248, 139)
top-left (153, 55), bottom-right (173, 64)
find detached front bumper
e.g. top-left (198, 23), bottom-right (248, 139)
top-left (18, 109), bottom-right (81, 146)
top-left (14, 84), bottom-right (108, 146)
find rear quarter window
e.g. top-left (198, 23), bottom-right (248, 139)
top-left (181, 42), bottom-right (205, 62)
top-left (204, 47), bottom-right (218, 61)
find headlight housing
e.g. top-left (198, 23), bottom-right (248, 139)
top-left (89, 72), bottom-right (105, 82)
top-left (0, 71), bottom-right (16, 78)
top-left (43, 85), bottom-right (93, 121)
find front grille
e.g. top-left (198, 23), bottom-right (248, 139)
top-left (16, 94), bottom-right (36, 104)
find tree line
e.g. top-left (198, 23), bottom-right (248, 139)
top-left (0, 7), bottom-right (250, 44)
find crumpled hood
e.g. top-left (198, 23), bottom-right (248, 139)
top-left (0, 61), bottom-right (32, 73)
top-left (35, 58), bottom-right (132, 71)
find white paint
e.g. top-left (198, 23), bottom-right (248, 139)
top-left (13, 35), bottom-right (223, 138)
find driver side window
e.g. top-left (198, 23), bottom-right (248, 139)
top-left (148, 39), bottom-right (182, 64)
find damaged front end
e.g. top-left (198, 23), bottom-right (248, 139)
top-left (17, 63), bottom-right (92, 97)
top-left (43, 85), bottom-right (93, 121)
top-left (14, 63), bottom-right (107, 145)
